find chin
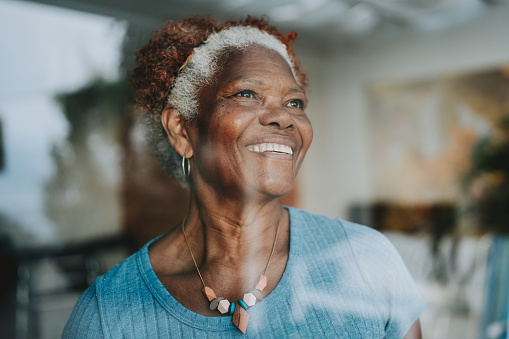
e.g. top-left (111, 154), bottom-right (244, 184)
top-left (243, 165), bottom-right (297, 199)
top-left (257, 176), bottom-right (295, 198)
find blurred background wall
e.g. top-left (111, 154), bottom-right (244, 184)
top-left (0, 0), bottom-right (508, 338)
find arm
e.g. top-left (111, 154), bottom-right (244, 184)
top-left (403, 319), bottom-right (422, 339)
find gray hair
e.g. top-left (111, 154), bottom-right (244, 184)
top-left (151, 26), bottom-right (298, 185)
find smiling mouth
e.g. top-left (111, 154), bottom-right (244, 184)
top-left (246, 143), bottom-right (293, 155)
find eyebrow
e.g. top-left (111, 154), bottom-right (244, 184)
top-left (232, 76), bottom-right (304, 94)
top-left (288, 87), bottom-right (305, 94)
top-left (232, 76), bottom-right (264, 86)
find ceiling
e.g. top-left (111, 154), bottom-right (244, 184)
top-left (25, 0), bottom-right (509, 47)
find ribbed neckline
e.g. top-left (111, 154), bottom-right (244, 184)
top-left (137, 206), bottom-right (300, 332)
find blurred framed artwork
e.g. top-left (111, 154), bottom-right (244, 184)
top-left (367, 65), bottom-right (509, 235)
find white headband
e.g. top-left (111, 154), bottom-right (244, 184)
top-left (166, 26), bottom-right (298, 120)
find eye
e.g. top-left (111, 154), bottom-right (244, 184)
top-left (285, 99), bottom-right (304, 109)
top-left (234, 90), bottom-right (255, 98)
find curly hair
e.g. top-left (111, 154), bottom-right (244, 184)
top-left (131, 16), bottom-right (307, 185)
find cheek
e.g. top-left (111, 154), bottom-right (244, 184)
top-left (197, 110), bottom-right (250, 173)
top-left (207, 105), bottom-right (253, 145)
top-left (293, 119), bottom-right (313, 172)
top-left (206, 114), bottom-right (243, 146)
top-left (299, 117), bottom-right (314, 152)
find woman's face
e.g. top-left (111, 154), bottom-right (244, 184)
top-left (188, 46), bottom-right (313, 199)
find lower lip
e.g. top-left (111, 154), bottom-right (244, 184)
top-left (247, 149), bottom-right (293, 160)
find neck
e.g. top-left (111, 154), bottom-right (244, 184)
top-left (182, 186), bottom-right (285, 284)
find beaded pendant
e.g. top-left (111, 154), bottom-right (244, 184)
top-left (182, 215), bottom-right (281, 335)
top-left (203, 274), bottom-right (267, 334)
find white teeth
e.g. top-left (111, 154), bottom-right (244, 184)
top-left (247, 143), bottom-right (293, 155)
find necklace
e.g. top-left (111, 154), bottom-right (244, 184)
top-left (181, 215), bottom-right (281, 334)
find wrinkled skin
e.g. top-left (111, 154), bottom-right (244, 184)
top-left (152, 46), bottom-right (311, 318)
top-left (150, 46), bottom-right (421, 338)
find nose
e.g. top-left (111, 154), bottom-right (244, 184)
top-left (259, 107), bottom-right (295, 131)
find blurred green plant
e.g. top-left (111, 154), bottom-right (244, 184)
top-left (463, 117), bottom-right (509, 233)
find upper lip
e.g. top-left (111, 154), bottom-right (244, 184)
top-left (245, 135), bottom-right (297, 151)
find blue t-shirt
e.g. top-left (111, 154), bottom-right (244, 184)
top-left (63, 207), bottom-right (426, 338)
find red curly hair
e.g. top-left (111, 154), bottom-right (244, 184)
top-left (130, 16), bottom-right (308, 184)
top-left (131, 16), bottom-right (307, 114)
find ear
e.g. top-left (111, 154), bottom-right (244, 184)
top-left (161, 106), bottom-right (194, 158)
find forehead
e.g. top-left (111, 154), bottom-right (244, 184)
top-left (215, 46), bottom-right (298, 86)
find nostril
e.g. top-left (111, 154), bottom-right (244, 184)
top-left (269, 121), bottom-right (294, 130)
top-left (260, 107), bottom-right (296, 129)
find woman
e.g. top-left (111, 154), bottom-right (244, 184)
top-left (63, 17), bottom-right (425, 338)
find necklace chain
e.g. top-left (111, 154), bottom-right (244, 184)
top-left (181, 213), bottom-right (282, 334)
top-left (181, 216), bottom-right (206, 287)
top-left (181, 213), bottom-right (282, 290)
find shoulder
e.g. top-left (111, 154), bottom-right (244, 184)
top-left (287, 207), bottom-right (407, 283)
top-left (340, 218), bottom-right (403, 264)
top-left (64, 241), bottom-right (155, 338)
top-left (96, 234), bottom-right (166, 294)
top-left (94, 243), bottom-right (156, 309)
top-left (287, 206), bottom-right (336, 227)
top-left (287, 207), bottom-right (426, 336)
top-left (288, 206), bottom-right (390, 251)
top-left (98, 250), bottom-right (141, 288)
top-left (290, 207), bottom-right (416, 286)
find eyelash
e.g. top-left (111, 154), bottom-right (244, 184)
top-left (233, 90), bottom-right (256, 98)
top-left (232, 90), bottom-right (304, 109)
